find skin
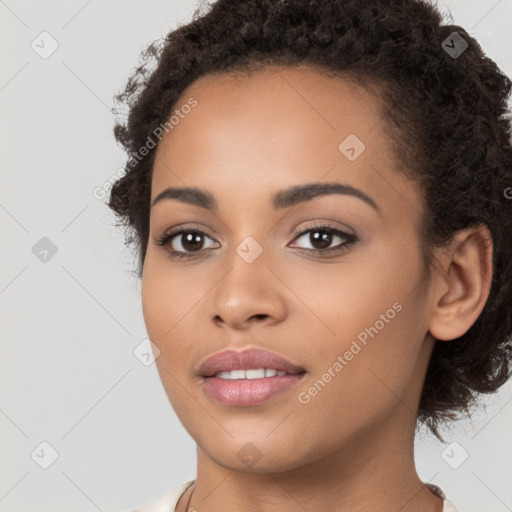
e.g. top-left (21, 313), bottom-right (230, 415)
top-left (140, 65), bottom-right (493, 512)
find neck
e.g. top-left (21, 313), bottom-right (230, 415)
top-left (179, 408), bottom-right (443, 512)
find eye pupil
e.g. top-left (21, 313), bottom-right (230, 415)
top-left (182, 232), bottom-right (203, 251)
top-left (311, 230), bottom-right (332, 249)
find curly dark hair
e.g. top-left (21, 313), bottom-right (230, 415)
top-left (108, 0), bottom-right (512, 439)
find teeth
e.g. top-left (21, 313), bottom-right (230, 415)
top-left (214, 368), bottom-right (289, 380)
top-left (246, 368), bottom-right (265, 379)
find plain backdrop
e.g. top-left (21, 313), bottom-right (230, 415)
top-left (1, 1), bottom-right (511, 511)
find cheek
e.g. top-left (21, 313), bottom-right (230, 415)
top-left (141, 252), bottom-right (209, 376)
top-left (141, 265), bottom-right (168, 340)
top-left (283, 231), bottom-right (425, 342)
top-left (141, 259), bottom-right (194, 410)
top-left (141, 252), bottom-right (194, 340)
top-left (289, 235), bottom-right (429, 412)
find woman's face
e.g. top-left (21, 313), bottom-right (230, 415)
top-left (141, 66), bottom-right (436, 472)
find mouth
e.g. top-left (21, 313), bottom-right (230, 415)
top-left (198, 348), bottom-right (307, 406)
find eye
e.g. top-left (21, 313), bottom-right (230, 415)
top-left (289, 224), bottom-right (357, 255)
top-left (154, 228), bottom-right (219, 260)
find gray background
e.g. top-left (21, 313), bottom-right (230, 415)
top-left (1, 1), bottom-right (511, 511)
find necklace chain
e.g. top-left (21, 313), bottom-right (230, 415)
top-left (183, 483), bottom-right (194, 511)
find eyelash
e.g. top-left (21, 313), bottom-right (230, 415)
top-left (153, 224), bottom-right (358, 261)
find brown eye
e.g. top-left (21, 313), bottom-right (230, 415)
top-left (154, 228), bottom-right (220, 260)
top-left (168, 230), bottom-right (218, 253)
top-left (308, 230), bottom-right (333, 250)
top-left (173, 231), bottom-right (206, 252)
top-left (290, 226), bottom-right (356, 253)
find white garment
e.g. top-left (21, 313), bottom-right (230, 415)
top-left (125, 480), bottom-right (461, 511)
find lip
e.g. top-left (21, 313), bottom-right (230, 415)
top-left (198, 348), bottom-right (306, 406)
top-left (198, 348), bottom-right (305, 377)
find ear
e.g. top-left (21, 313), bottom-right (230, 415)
top-left (428, 223), bottom-right (493, 341)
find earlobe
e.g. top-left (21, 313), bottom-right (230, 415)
top-left (428, 223), bottom-right (493, 342)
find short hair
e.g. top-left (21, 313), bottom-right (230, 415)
top-left (108, 0), bottom-right (512, 439)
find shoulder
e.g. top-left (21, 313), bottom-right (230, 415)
top-left (443, 501), bottom-right (462, 512)
top-left (121, 480), bottom-right (195, 512)
top-left (425, 483), bottom-right (462, 512)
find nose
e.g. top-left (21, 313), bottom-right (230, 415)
top-left (210, 258), bottom-right (287, 331)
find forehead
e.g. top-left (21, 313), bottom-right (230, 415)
top-left (151, 65), bottom-right (420, 216)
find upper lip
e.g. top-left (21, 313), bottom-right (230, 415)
top-left (198, 348), bottom-right (306, 377)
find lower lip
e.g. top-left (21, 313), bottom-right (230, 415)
top-left (202, 374), bottom-right (306, 406)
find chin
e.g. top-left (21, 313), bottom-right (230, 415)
top-left (212, 449), bottom-right (303, 474)
top-left (198, 432), bottom-right (314, 474)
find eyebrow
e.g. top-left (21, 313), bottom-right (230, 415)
top-left (151, 182), bottom-right (379, 213)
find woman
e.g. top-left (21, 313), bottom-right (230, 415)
top-left (110, 0), bottom-right (512, 510)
